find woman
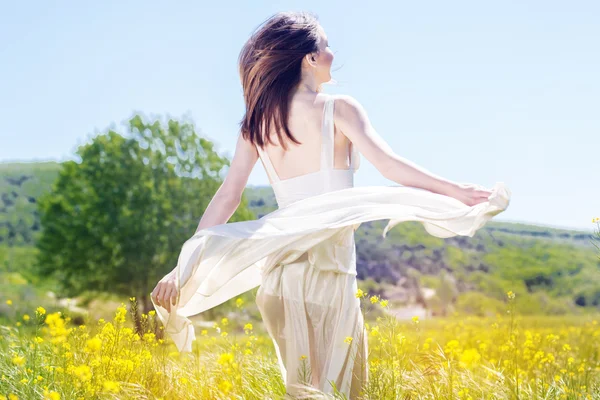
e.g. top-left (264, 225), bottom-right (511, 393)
top-left (151, 11), bottom-right (511, 399)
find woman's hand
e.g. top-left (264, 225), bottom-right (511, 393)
top-left (151, 271), bottom-right (178, 313)
top-left (449, 182), bottom-right (493, 207)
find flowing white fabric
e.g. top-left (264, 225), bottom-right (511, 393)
top-left (151, 94), bottom-right (512, 397)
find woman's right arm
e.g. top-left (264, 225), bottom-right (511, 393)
top-left (334, 95), bottom-right (491, 206)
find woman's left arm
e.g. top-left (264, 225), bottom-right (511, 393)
top-left (153, 132), bottom-right (258, 312)
top-left (195, 132), bottom-right (259, 233)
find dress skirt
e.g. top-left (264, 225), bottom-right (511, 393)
top-left (256, 226), bottom-right (368, 397)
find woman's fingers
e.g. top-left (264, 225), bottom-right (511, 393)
top-left (170, 289), bottom-right (178, 306)
top-left (159, 285), bottom-right (170, 311)
top-left (153, 284), bottom-right (165, 308)
top-left (163, 286), bottom-right (175, 312)
top-left (160, 284), bottom-right (179, 313)
top-left (478, 189), bottom-right (492, 198)
top-left (151, 274), bottom-right (179, 312)
top-left (453, 183), bottom-right (493, 206)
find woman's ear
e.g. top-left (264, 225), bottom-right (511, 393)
top-left (305, 52), bottom-right (317, 67)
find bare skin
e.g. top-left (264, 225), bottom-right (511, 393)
top-left (151, 24), bottom-right (492, 312)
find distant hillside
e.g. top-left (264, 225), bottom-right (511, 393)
top-left (2, 161), bottom-right (599, 316)
top-left (0, 161), bottom-right (62, 245)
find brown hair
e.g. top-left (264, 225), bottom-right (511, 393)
top-left (238, 11), bottom-right (322, 150)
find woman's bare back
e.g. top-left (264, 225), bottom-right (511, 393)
top-left (257, 92), bottom-right (354, 185)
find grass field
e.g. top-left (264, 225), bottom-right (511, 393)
top-left (1, 291), bottom-right (599, 399)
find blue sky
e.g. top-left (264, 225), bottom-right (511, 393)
top-left (1, 1), bottom-right (598, 232)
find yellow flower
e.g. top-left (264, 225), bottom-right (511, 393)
top-left (218, 379), bottom-right (232, 393)
top-left (36, 306), bottom-right (46, 315)
top-left (114, 304), bottom-right (127, 324)
top-left (103, 380), bottom-right (120, 393)
top-left (459, 348), bottom-right (482, 368)
top-left (73, 365), bottom-right (92, 382)
top-left (85, 337), bottom-right (102, 352)
top-left (236, 298), bottom-right (244, 308)
top-left (12, 355), bottom-right (26, 367)
top-left (34, 336), bottom-right (44, 344)
top-left (506, 291), bottom-right (515, 300)
top-left (344, 336), bottom-right (353, 344)
top-left (369, 295), bottom-right (380, 304)
top-left (5, 299), bottom-right (12, 306)
top-left (221, 331), bottom-right (228, 337)
top-left (43, 390), bottom-right (61, 400)
top-left (16, 322), bottom-right (22, 327)
top-left (218, 352), bottom-right (234, 365)
top-left (22, 314), bottom-right (30, 321)
top-left (446, 339), bottom-right (460, 351)
top-left (129, 297), bottom-right (136, 302)
top-left (9, 394), bottom-right (19, 400)
top-left (143, 332), bottom-right (156, 343)
top-left (370, 326), bottom-right (380, 337)
top-left (201, 329), bottom-right (208, 336)
top-left (379, 299), bottom-right (389, 307)
top-left (148, 310), bottom-right (156, 317)
top-left (300, 354), bottom-right (307, 360)
top-left (221, 317), bottom-right (229, 326)
top-left (355, 288), bottom-right (367, 298)
top-left (244, 323), bottom-right (253, 331)
top-left (36, 375), bottom-right (43, 382)
top-left (412, 316), bottom-right (420, 324)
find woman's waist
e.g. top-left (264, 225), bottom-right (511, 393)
top-left (273, 175), bottom-right (354, 208)
top-left (261, 227), bottom-right (357, 277)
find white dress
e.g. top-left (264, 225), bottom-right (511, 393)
top-left (151, 94), bottom-right (512, 399)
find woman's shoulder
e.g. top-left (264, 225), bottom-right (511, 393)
top-left (329, 93), bottom-right (367, 122)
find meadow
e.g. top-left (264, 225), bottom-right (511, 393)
top-left (1, 153), bottom-right (599, 399)
top-left (1, 290), bottom-right (600, 400)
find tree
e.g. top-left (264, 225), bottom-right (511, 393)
top-left (35, 115), bottom-right (255, 313)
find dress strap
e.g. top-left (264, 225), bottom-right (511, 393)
top-left (256, 144), bottom-right (280, 183)
top-left (322, 95), bottom-right (358, 171)
top-left (320, 95), bottom-right (336, 170)
top-left (349, 140), bottom-right (360, 171)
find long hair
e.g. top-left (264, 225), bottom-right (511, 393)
top-left (238, 11), bottom-right (322, 150)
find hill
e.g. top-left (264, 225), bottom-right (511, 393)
top-left (1, 161), bottom-right (599, 317)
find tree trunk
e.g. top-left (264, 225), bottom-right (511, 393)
top-left (141, 293), bottom-right (153, 314)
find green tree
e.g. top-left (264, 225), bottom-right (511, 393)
top-left (35, 115), bottom-right (254, 313)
